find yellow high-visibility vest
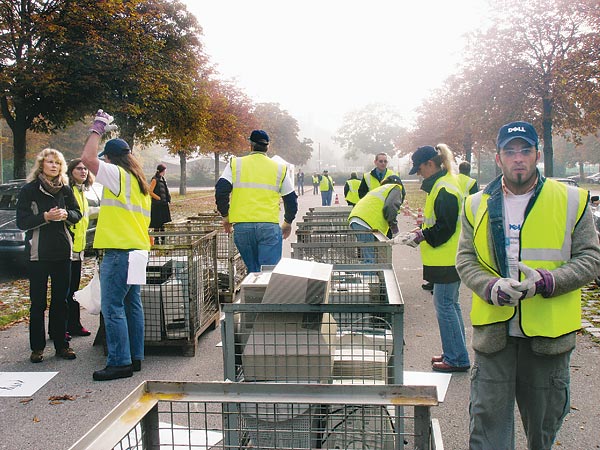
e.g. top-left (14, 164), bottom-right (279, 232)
top-left (420, 173), bottom-right (462, 267)
top-left (349, 184), bottom-right (398, 234)
top-left (230, 152), bottom-right (285, 223)
top-left (345, 179), bottom-right (361, 204)
top-left (70, 186), bottom-right (89, 253)
top-left (94, 167), bottom-right (151, 250)
top-left (466, 180), bottom-right (588, 337)
top-left (362, 168), bottom-right (397, 191)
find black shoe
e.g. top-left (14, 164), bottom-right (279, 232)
top-left (93, 365), bottom-right (133, 381)
top-left (132, 360), bottom-right (142, 372)
top-left (69, 327), bottom-right (91, 337)
top-left (421, 281), bottom-right (434, 291)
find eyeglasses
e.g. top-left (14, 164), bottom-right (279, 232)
top-left (74, 166), bottom-right (88, 171)
top-left (500, 147), bottom-right (535, 158)
top-left (377, 160), bottom-right (388, 163)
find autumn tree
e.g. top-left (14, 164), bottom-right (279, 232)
top-left (333, 103), bottom-right (407, 160)
top-left (459, 0), bottom-right (600, 176)
top-left (252, 103), bottom-right (312, 166)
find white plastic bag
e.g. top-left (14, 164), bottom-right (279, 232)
top-left (74, 265), bottom-right (101, 315)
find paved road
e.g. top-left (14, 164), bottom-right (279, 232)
top-left (0, 187), bottom-right (599, 449)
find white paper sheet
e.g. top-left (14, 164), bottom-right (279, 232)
top-left (403, 371), bottom-right (452, 402)
top-left (128, 250), bottom-right (149, 285)
top-left (0, 372), bottom-right (58, 397)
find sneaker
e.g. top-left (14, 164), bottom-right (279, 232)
top-left (421, 281), bottom-right (434, 291)
top-left (30, 350), bottom-right (44, 363)
top-left (56, 347), bottom-right (77, 360)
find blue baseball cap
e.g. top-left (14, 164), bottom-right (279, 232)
top-left (250, 130), bottom-right (269, 145)
top-left (98, 138), bottom-right (131, 157)
top-left (496, 121), bottom-right (538, 150)
top-left (409, 146), bottom-right (438, 175)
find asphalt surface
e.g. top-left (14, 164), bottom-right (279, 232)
top-left (0, 186), bottom-right (599, 449)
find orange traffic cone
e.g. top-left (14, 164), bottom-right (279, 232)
top-left (403, 203), bottom-right (410, 216)
top-left (416, 207), bottom-right (424, 226)
top-left (334, 193), bottom-right (339, 205)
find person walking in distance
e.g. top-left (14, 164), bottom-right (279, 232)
top-left (398, 144), bottom-right (470, 373)
top-left (215, 130), bottom-right (298, 273)
top-left (456, 121), bottom-right (600, 449)
top-left (457, 161), bottom-right (478, 196)
top-left (82, 110), bottom-right (152, 381)
top-left (358, 152), bottom-right (398, 199)
top-left (65, 158), bottom-right (94, 337)
top-left (344, 172), bottom-right (361, 206)
top-left (296, 170), bottom-right (305, 196)
top-left (17, 148), bottom-right (82, 363)
top-left (319, 169), bottom-right (334, 206)
top-left (312, 172), bottom-right (319, 195)
top-left (149, 164), bottom-right (172, 242)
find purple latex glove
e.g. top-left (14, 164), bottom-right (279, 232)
top-left (89, 109), bottom-right (117, 135)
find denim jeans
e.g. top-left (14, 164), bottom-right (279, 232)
top-left (100, 250), bottom-right (145, 366)
top-left (432, 281), bottom-right (470, 367)
top-left (469, 337), bottom-right (571, 450)
top-left (233, 222), bottom-right (282, 273)
top-left (29, 260), bottom-right (71, 351)
top-left (321, 190), bottom-right (332, 206)
top-left (350, 222), bottom-right (376, 264)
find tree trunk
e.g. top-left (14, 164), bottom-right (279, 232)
top-left (214, 152), bottom-right (220, 185)
top-left (579, 161), bottom-right (584, 180)
top-left (542, 97), bottom-right (553, 177)
top-left (12, 122), bottom-right (27, 179)
top-left (178, 151), bottom-right (187, 195)
top-left (463, 131), bottom-right (473, 163)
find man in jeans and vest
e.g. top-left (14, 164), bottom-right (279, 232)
top-left (215, 130), bottom-right (298, 273)
top-left (456, 121), bottom-right (600, 449)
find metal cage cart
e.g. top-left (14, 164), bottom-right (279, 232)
top-left (222, 265), bottom-right (403, 385)
top-left (166, 213), bottom-right (247, 303)
top-left (69, 381), bottom-right (443, 450)
top-left (291, 231), bottom-right (392, 265)
top-left (144, 231), bottom-right (220, 356)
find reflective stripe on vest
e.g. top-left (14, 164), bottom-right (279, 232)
top-left (94, 167), bottom-right (151, 250)
top-left (363, 168), bottom-right (397, 191)
top-left (345, 179), bottom-right (361, 204)
top-left (467, 180), bottom-right (587, 337)
top-left (457, 173), bottom-right (476, 196)
top-left (420, 173), bottom-right (462, 266)
top-left (230, 153), bottom-right (284, 223)
top-left (320, 175), bottom-right (333, 191)
top-left (70, 186), bottom-right (89, 253)
top-left (348, 184), bottom-right (397, 234)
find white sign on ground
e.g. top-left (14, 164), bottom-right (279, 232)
top-left (0, 372), bottom-right (58, 397)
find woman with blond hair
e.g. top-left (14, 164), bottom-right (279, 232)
top-left (16, 148), bottom-right (82, 363)
top-left (399, 143), bottom-right (470, 373)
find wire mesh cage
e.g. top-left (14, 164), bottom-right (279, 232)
top-left (291, 234), bottom-right (392, 264)
top-left (144, 231), bottom-right (220, 356)
top-left (222, 265), bottom-right (404, 385)
top-left (69, 381), bottom-right (442, 450)
top-left (165, 214), bottom-right (247, 303)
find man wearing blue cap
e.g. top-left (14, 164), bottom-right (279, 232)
top-left (215, 130), bottom-right (298, 272)
top-left (82, 110), bottom-right (151, 381)
top-left (456, 121), bottom-right (600, 449)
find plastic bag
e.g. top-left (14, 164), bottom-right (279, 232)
top-left (74, 265), bottom-right (101, 315)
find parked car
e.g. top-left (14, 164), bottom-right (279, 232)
top-left (0, 179), bottom-right (101, 262)
top-left (549, 177), bottom-right (579, 187)
top-left (585, 173), bottom-right (600, 184)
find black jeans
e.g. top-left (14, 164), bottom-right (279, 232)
top-left (67, 259), bottom-right (83, 332)
top-left (29, 260), bottom-right (71, 351)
